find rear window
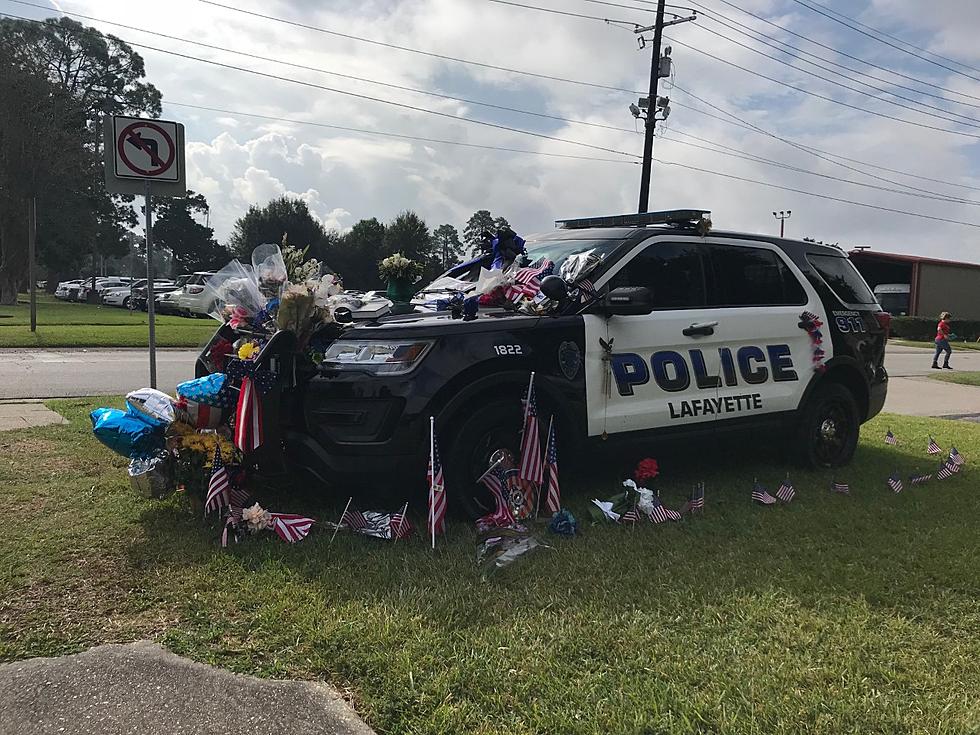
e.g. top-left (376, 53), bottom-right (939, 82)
top-left (708, 244), bottom-right (806, 307)
top-left (807, 254), bottom-right (876, 304)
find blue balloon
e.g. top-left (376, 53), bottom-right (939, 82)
top-left (90, 408), bottom-right (165, 459)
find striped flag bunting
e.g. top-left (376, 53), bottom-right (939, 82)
top-left (205, 444), bottom-right (230, 515)
top-left (776, 478), bottom-right (796, 503)
top-left (542, 416), bottom-right (561, 515)
top-left (427, 417), bottom-right (447, 546)
top-left (910, 473), bottom-right (932, 485)
top-left (885, 430), bottom-right (897, 445)
top-left (234, 376), bottom-right (263, 453)
top-left (887, 473), bottom-right (903, 493)
top-left (269, 513), bottom-right (315, 543)
top-left (751, 482), bottom-right (778, 505)
top-left (647, 493), bottom-right (682, 523)
top-left (950, 447), bottom-right (965, 466)
top-left (830, 481), bottom-right (850, 494)
top-left (518, 373), bottom-right (544, 486)
top-left (927, 437), bottom-right (942, 455)
top-left (937, 462), bottom-right (956, 480)
top-left (478, 470), bottom-right (516, 529)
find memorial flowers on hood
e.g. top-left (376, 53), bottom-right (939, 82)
top-left (378, 253), bottom-right (423, 282)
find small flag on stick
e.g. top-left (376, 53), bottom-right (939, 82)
top-left (937, 461), bottom-right (956, 480)
top-left (269, 513), bottom-right (315, 543)
top-left (427, 417), bottom-right (447, 549)
top-left (518, 373), bottom-right (544, 486)
top-left (680, 482), bottom-right (705, 515)
top-left (647, 493), bottom-right (682, 523)
top-left (830, 481), bottom-right (850, 494)
top-left (887, 473), bottom-right (903, 493)
top-left (776, 478), bottom-right (796, 503)
top-left (885, 430), bottom-right (897, 445)
top-left (205, 444), bottom-right (230, 515)
top-left (751, 482), bottom-right (777, 505)
top-left (928, 437), bottom-right (942, 455)
top-left (910, 473), bottom-right (932, 486)
top-left (949, 447), bottom-right (965, 466)
top-left (541, 416), bottom-right (561, 515)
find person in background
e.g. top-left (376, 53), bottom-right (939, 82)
top-left (932, 311), bottom-right (953, 370)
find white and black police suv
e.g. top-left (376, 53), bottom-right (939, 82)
top-left (226, 210), bottom-right (889, 516)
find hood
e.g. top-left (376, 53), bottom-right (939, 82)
top-left (342, 308), bottom-right (543, 338)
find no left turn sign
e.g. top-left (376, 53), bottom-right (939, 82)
top-left (112, 116), bottom-right (181, 182)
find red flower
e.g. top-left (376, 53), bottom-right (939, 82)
top-left (634, 458), bottom-right (659, 482)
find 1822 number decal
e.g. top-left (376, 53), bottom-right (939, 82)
top-left (494, 344), bottom-right (524, 356)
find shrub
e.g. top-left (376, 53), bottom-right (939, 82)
top-left (890, 317), bottom-right (980, 342)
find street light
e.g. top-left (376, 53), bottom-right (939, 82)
top-left (773, 210), bottom-right (792, 238)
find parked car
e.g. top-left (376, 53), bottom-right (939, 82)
top-left (102, 284), bottom-right (136, 308)
top-left (54, 280), bottom-right (83, 300)
top-left (131, 280), bottom-right (178, 311)
top-left (77, 277), bottom-right (132, 303)
top-left (155, 275), bottom-right (191, 315)
top-left (178, 272), bottom-right (217, 317)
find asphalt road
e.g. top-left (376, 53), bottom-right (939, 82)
top-left (1, 344), bottom-right (980, 417)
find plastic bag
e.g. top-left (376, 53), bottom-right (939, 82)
top-left (126, 388), bottom-right (176, 426)
top-left (91, 407), bottom-right (164, 459)
top-left (252, 243), bottom-right (288, 300)
top-left (203, 259), bottom-right (266, 324)
top-left (560, 249), bottom-right (603, 284)
top-left (476, 527), bottom-right (547, 578)
top-left (128, 452), bottom-right (175, 498)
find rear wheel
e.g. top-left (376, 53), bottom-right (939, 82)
top-left (122, 296), bottom-right (131, 309)
top-left (795, 383), bottom-right (860, 468)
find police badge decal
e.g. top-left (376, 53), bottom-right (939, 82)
top-left (558, 341), bottom-right (581, 380)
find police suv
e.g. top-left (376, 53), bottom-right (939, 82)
top-left (269, 210), bottom-right (889, 515)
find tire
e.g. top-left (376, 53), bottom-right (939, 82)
top-left (444, 399), bottom-right (527, 520)
top-left (795, 382), bottom-right (860, 468)
top-left (122, 296), bottom-right (131, 309)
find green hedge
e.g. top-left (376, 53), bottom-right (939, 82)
top-left (890, 317), bottom-right (980, 342)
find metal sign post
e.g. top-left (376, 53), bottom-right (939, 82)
top-left (103, 115), bottom-right (185, 389)
top-left (28, 197), bottom-right (37, 333)
top-left (144, 179), bottom-right (157, 388)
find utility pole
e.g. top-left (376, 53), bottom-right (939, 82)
top-left (633, 5), bottom-right (696, 214)
top-left (773, 210), bottom-right (792, 237)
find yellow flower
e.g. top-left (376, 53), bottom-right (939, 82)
top-left (238, 342), bottom-right (260, 360)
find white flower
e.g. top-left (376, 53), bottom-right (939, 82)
top-left (242, 503), bottom-right (271, 533)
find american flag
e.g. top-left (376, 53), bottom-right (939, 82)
top-left (504, 260), bottom-right (553, 302)
top-left (647, 493), bottom-right (682, 523)
top-left (681, 482), bottom-right (705, 515)
top-left (887, 473), bottom-right (903, 493)
top-left (478, 470), bottom-right (516, 528)
top-left (205, 444), bottom-right (230, 515)
top-left (543, 416), bottom-right (561, 514)
top-left (937, 462), bottom-right (956, 480)
top-left (800, 310), bottom-right (820, 322)
top-left (269, 512), bottom-right (315, 543)
top-left (342, 508), bottom-right (370, 531)
top-left (927, 437), bottom-right (942, 455)
top-left (391, 508), bottom-right (414, 540)
top-left (910, 473), bottom-right (931, 485)
top-left (221, 505), bottom-right (243, 547)
top-left (343, 509), bottom-right (413, 540)
top-left (751, 482), bottom-right (777, 505)
top-left (427, 419), bottom-right (446, 542)
top-left (776, 479), bottom-right (796, 503)
top-left (830, 481), bottom-right (850, 494)
top-left (885, 430), bottom-right (897, 445)
top-left (621, 508), bottom-right (641, 524)
top-left (518, 374), bottom-right (544, 485)
top-left (950, 447), bottom-right (965, 466)
top-left (234, 376), bottom-right (264, 453)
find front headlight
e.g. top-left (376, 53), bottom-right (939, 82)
top-left (322, 339), bottom-right (433, 375)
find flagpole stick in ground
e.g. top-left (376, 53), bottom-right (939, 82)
top-left (330, 496), bottom-right (354, 546)
top-left (394, 502), bottom-right (408, 544)
top-left (430, 416), bottom-right (436, 551)
top-left (535, 414), bottom-right (555, 521)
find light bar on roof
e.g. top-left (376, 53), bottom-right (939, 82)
top-left (555, 209), bottom-right (711, 230)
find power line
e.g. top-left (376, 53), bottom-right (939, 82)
top-left (701, 0), bottom-right (980, 104)
top-left (165, 101), bottom-right (637, 163)
top-left (8, 0), bottom-right (639, 136)
top-left (197, 0), bottom-right (640, 95)
top-left (786, 0), bottom-right (980, 87)
top-left (484, 0), bottom-right (639, 26)
top-left (689, 1), bottom-right (980, 112)
top-left (669, 85), bottom-right (980, 196)
top-left (654, 158), bottom-right (980, 230)
top-left (687, 21), bottom-right (980, 130)
top-left (663, 34), bottom-right (980, 141)
top-left (659, 130), bottom-right (980, 206)
top-left (799, 0), bottom-right (980, 77)
top-left (0, 12), bottom-right (640, 160)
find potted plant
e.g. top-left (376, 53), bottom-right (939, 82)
top-left (379, 253), bottom-right (423, 310)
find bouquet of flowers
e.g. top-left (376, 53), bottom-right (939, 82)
top-left (379, 253), bottom-right (423, 282)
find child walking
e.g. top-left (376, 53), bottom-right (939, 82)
top-left (932, 311), bottom-right (953, 370)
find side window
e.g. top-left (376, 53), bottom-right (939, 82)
top-left (807, 253), bottom-right (876, 304)
top-left (610, 241), bottom-right (706, 309)
top-left (708, 244), bottom-right (806, 307)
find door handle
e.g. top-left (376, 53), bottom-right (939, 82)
top-left (683, 321), bottom-right (718, 337)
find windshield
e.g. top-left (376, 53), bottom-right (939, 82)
top-left (523, 238), bottom-right (621, 273)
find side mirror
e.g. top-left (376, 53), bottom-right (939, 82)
top-left (539, 275), bottom-right (568, 302)
top-left (602, 286), bottom-right (653, 316)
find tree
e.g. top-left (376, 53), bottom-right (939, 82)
top-left (328, 218), bottom-right (386, 289)
top-left (227, 197), bottom-right (326, 260)
top-left (463, 210), bottom-right (495, 252)
top-left (432, 224), bottom-right (464, 270)
top-left (492, 216), bottom-right (511, 233)
top-left (152, 191), bottom-right (228, 274)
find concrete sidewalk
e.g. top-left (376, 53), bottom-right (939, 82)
top-left (0, 641), bottom-right (375, 735)
top-left (884, 376), bottom-right (980, 418)
top-left (0, 400), bottom-right (68, 431)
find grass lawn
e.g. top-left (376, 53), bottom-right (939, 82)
top-left (0, 295), bottom-right (216, 348)
top-left (3, 401), bottom-right (980, 733)
top-left (929, 370), bottom-right (980, 387)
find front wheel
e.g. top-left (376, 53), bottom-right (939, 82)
top-left (795, 383), bottom-right (860, 468)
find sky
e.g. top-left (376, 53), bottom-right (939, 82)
top-left (6, 0), bottom-right (980, 261)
